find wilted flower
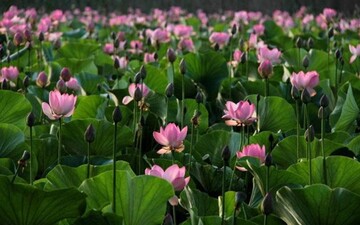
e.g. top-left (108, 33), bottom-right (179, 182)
top-left (145, 164), bottom-right (190, 191)
top-left (290, 71), bottom-right (319, 97)
top-left (236, 144), bottom-right (266, 171)
top-left (222, 100), bottom-right (256, 126)
top-left (122, 83), bottom-right (150, 105)
top-left (153, 123), bottom-right (188, 154)
top-left (349, 44), bottom-right (360, 64)
top-left (42, 89), bottom-right (77, 120)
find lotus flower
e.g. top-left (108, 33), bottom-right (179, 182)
top-left (349, 44), bottom-right (360, 64)
top-left (153, 123), bottom-right (188, 154)
top-left (290, 71), bottom-right (319, 96)
top-left (0, 66), bottom-right (19, 82)
top-left (65, 77), bottom-right (81, 91)
top-left (222, 100), bottom-right (256, 126)
top-left (145, 164), bottom-right (190, 191)
top-left (103, 43), bottom-right (114, 54)
top-left (236, 144), bottom-right (266, 171)
top-left (122, 83), bottom-right (150, 105)
top-left (178, 38), bottom-right (194, 52)
top-left (257, 46), bottom-right (281, 64)
top-left (42, 89), bottom-right (77, 120)
top-left (209, 32), bottom-right (230, 48)
top-left (173, 24), bottom-right (193, 38)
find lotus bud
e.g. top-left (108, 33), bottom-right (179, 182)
top-left (56, 79), bottom-right (67, 94)
top-left (318, 106), bottom-right (324, 119)
top-left (222, 146), bottom-right (231, 162)
top-left (154, 52), bottom-right (158, 60)
top-left (167, 48), bottom-right (176, 63)
top-left (202, 154), bottom-right (211, 164)
top-left (258, 59), bottom-right (273, 79)
top-left (231, 24), bottom-right (237, 36)
top-left (23, 75), bottom-right (30, 89)
top-left (134, 87), bottom-right (143, 102)
top-left (134, 72), bottom-right (141, 84)
top-left (340, 57), bottom-right (344, 66)
top-left (295, 37), bottom-right (302, 48)
top-left (18, 150), bottom-right (31, 169)
top-left (114, 57), bottom-right (120, 69)
top-left (235, 192), bottom-right (247, 210)
top-left (261, 192), bottom-right (273, 215)
top-left (191, 110), bottom-right (201, 127)
top-left (320, 94), bottom-right (329, 107)
top-left (84, 124), bottom-right (96, 143)
top-left (291, 86), bottom-right (300, 100)
top-left (162, 213), bottom-right (173, 225)
top-left (38, 32), bottom-right (44, 42)
top-left (195, 90), bottom-right (203, 104)
top-left (302, 55), bottom-right (310, 69)
top-left (111, 31), bottom-right (116, 40)
top-left (328, 27), bottom-right (334, 39)
top-left (307, 37), bottom-right (314, 49)
top-left (239, 38), bottom-right (244, 50)
top-left (240, 52), bottom-right (247, 64)
top-left (335, 49), bottom-right (341, 59)
top-left (214, 43), bottom-right (219, 51)
top-left (301, 88), bottom-right (311, 104)
top-left (24, 29), bottom-right (32, 42)
top-left (265, 153), bottom-right (272, 167)
top-left (180, 58), bottom-right (186, 75)
top-left (13, 32), bottom-right (23, 46)
top-left (36, 71), bottom-right (49, 88)
top-left (305, 125), bottom-right (315, 142)
top-left (114, 38), bottom-right (120, 49)
top-left (140, 65), bottom-right (147, 79)
top-left (60, 67), bottom-right (71, 82)
top-left (112, 106), bottom-right (122, 123)
top-left (27, 112), bottom-right (36, 127)
top-left (165, 83), bottom-right (174, 98)
top-left (146, 37), bottom-right (151, 46)
top-left (54, 39), bottom-right (62, 49)
top-left (1, 79), bottom-right (8, 90)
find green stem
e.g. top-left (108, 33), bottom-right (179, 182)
top-left (321, 112), bottom-right (327, 185)
top-left (29, 126), bottom-right (33, 185)
top-left (58, 118), bottom-right (62, 165)
top-left (296, 100), bottom-right (300, 161)
top-left (112, 121), bottom-right (118, 213)
top-left (298, 47), bottom-right (301, 69)
top-left (222, 160), bottom-right (226, 225)
top-left (265, 78), bottom-right (269, 97)
top-left (335, 60), bottom-right (338, 95)
top-left (228, 126), bottom-right (245, 190)
top-left (307, 136), bottom-right (312, 185)
top-left (264, 214), bottom-right (268, 225)
top-left (266, 166), bottom-right (269, 193)
top-left (173, 205), bottom-right (177, 225)
top-left (242, 203), bottom-right (247, 220)
top-left (137, 111), bottom-right (143, 175)
top-left (87, 142), bottom-right (90, 179)
top-left (232, 206), bottom-right (237, 225)
top-left (189, 123), bottom-right (195, 172)
top-left (11, 164), bottom-right (21, 184)
top-left (181, 74), bottom-right (185, 128)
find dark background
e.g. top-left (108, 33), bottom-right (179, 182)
top-left (0, 0), bottom-right (359, 15)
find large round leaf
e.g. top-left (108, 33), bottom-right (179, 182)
top-left (72, 95), bottom-right (108, 120)
top-left (0, 176), bottom-right (85, 225)
top-left (0, 90), bottom-right (32, 130)
top-left (275, 184), bottom-right (360, 225)
top-left (79, 171), bottom-right (174, 225)
top-left (0, 123), bottom-right (25, 159)
top-left (62, 119), bottom-right (133, 156)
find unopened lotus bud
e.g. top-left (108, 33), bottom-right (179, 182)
top-left (38, 32), bottom-right (44, 42)
top-left (340, 58), bottom-right (344, 66)
top-left (180, 58), bottom-right (186, 75)
top-left (240, 52), bottom-right (247, 64)
top-left (195, 90), bottom-right (203, 104)
top-left (27, 112), bottom-right (36, 127)
top-left (320, 94), bottom-right (329, 107)
top-left (1, 79), bottom-right (8, 89)
top-left (84, 124), bottom-right (96, 143)
top-left (60, 67), bottom-right (71, 82)
top-left (20, 150), bottom-right (31, 161)
top-left (162, 213), bottom-right (173, 225)
top-left (24, 29), bottom-right (32, 42)
top-left (114, 57), bottom-right (120, 69)
top-left (318, 106), bottom-right (324, 119)
top-left (54, 39), bottom-right (61, 49)
top-left (328, 27), bottom-right (334, 39)
top-left (335, 49), bottom-right (341, 59)
top-left (222, 146), bottom-right (231, 162)
top-left (134, 72), bottom-right (141, 84)
top-left (295, 37), bottom-right (302, 48)
top-left (111, 31), bottom-right (116, 40)
top-left (134, 87), bottom-right (142, 102)
top-left (291, 86), bottom-right (300, 100)
top-left (301, 88), bottom-right (311, 104)
top-left (235, 192), bottom-right (247, 210)
top-left (117, 32), bottom-right (125, 42)
top-left (167, 48), bottom-right (176, 63)
top-left (239, 38), bottom-right (244, 50)
top-left (13, 32), bottom-right (23, 47)
top-left (140, 65), bottom-right (147, 79)
top-left (305, 125), bottom-right (315, 142)
top-left (265, 153), bottom-right (272, 167)
top-left (258, 59), bottom-right (273, 79)
top-left (36, 71), bottom-right (49, 88)
top-left (154, 52), bottom-right (158, 60)
top-left (333, 41), bottom-right (337, 48)
top-left (112, 106), bottom-right (122, 123)
top-left (214, 43), bottom-right (220, 51)
top-left (231, 24), bottom-right (237, 35)
top-left (261, 192), bottom-right (273, 215)
top-left (302, 55), bottom-right (310, 69)
top-left (165, 83), bottom-right (174, 97)
top-left (23, 75), bottom-right (30, 89)
top-left (114, 38), bottom-right (120, 49)
top-left (146, 37), bottom-right (152, 46)
top-left (56, 79), bottom-right (67, 94)
top-left (191, 110), bottom-right (201, 127)
top-left (307, 37), bottom-right (314, 49)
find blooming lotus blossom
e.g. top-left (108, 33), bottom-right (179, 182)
top-left (151, 28), bottom-right (171, 45)
top-left (144, 52), bottom-right (156, 64)
top-left (230, 49), bottom-right (243, 67)
top-left (153, 123), bottom-right (188, 154)
top-left (0, 66), bottom-right (19, 82)
top-left (236, 144), bottom-right (266, 171)
top-left (323, 8), bottom-right (337, 20)
top-left (349, 44), bottom-right (360, 64)
top-left (222, 100), bottom-right (256, 126)
top-left (290, 71), bottom-right (319, 97)
top-left (253, 24), bottom-right (265, 35)
top-left (173, 24), bottom-right (193, 38)
top-left (178, 38), bottom-right (194, 52)
top-left (103, 43), bottom-right (114, 54)
top-left (42, 89), bottom-right (77, 120)
top-left (258, 59), bottom-right (273, 78)
top-left (122, 83), bottom-right (150, 105)
top-left (257, 46), bottom-right (281, 64)
top-left (209, 32), bottom-right (230, 48)
top-left (65, 77), bottom-right (81, 91)
top-left (145, 164), bottom-right (190, 191)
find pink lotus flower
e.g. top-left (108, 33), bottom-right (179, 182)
top-left (230, 49), bottom-right (243, 67)
top-left (209, 32), bottom-right (230, 48)
top-left (349, 44), bottom-right (360, 64)
top-left (0, 66), bottom-right (19, 82)
top-left (178, 38), bottom-right (194, 52)
top-left (323, 8), bottom-right (336, 20)
top-left (222, 100), bottom-right (256, 126)
top-left (258, 59), bottom-right (273, 78)
top-left (290, 71), bottom-right (319, 97)
top-left (122, 83), bottom-right (150, 105)
top-left (153, 123), bottom-right (188, 154)
top-left (173, 24), bottom-right (193, 38)
top-left (144, 52), bottom-right (156, 64)
top-left (103, 43), bottom-right (114, 54)
top-left (236, 144), bottom-right (266, 171)
top-left (253, 24), bottom-right (265, 35)
top-left (42, 89), bottom-right (77, 120)
top-left (257, 46), bottom-right (281, 64)
top-left (145, 164), bottom-right (190, 191)
top-left (65, 77), bottom-right (81, 91)
top-left (151, 28), bottom-right (170, 45)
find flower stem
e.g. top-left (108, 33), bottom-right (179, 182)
top-left (229, 126), bottom-right (245, 190)
top-left (189, 123), bottom-right (195, 172)
top-left (181, 74), bottom-right (185, 128)
top-left (321, 111), bottom-right (327, 185)
top-left (266, 166), bottom-right (270, 193)
top-left (265, 78), bottom-right (269, 97)
top-left (222, 160), bottom-right (226, 225)
top-left (29, 126), bottom-right (33, 185)
top-left (11, 164), bottom-right (21, 184)
top-left (335, 58), bottom-right (338, 95)
top-left (172, 205), bottom-right (177, 225)
top-left (58, 118), bottom-right (62, 165)
top-left (112, 121), bottom-right (118, 213)
top-left (307, 136), bottom-right (312, 185)
top-left (87, 141), bottom-right (91, 179)
top-left (296, 100), bottom-right (300, 161)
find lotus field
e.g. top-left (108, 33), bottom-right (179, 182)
top-left (1, 5), bottom-right (360, 225)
